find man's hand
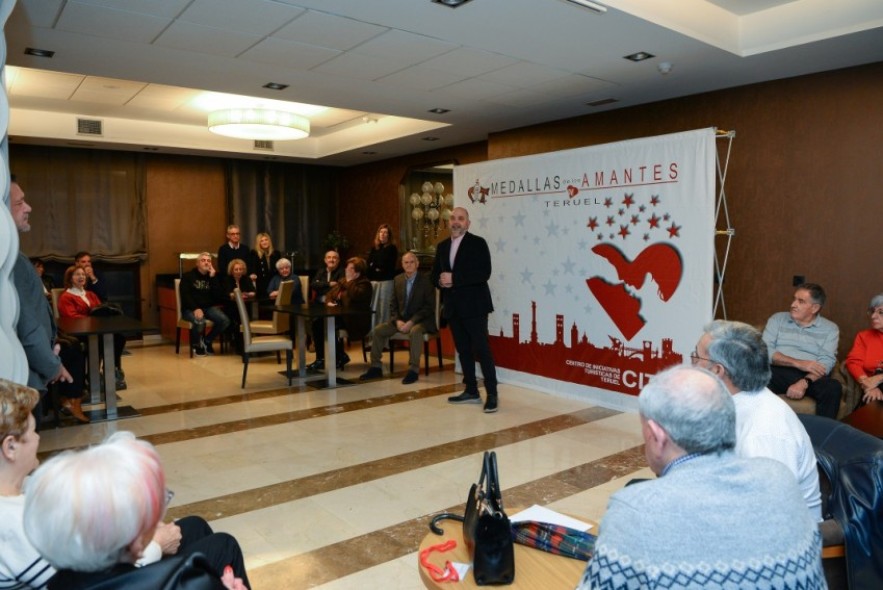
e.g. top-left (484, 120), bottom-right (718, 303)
top-left (794, 359), bottom-right (827, 378)
top-left (396, 320), bottom-right (413, 333)
top-left (83, 265), bottom-right (98, 282)
top-left (785, 379), bottom-right (808, 400)
top-left (50, 364), bottom-right (73, 384)
top-left (194, 308), bottom-right (205, 321)
top-left (439, 272), bottom-right (453, 288)
top-left (153, 521), bottom-right (182, 555)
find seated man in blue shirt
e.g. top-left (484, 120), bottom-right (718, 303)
top-left (762, 282), bottom-right (842, 418)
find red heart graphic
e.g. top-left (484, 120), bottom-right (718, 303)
top-left (586, 243), bottom-right (683, 340)
top-left (567, 185), bottom-right (579, 198)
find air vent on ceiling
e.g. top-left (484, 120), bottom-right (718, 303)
top-left (77, 118), bottom-right (103, 136)
top-left (254, 140), bottom-right (274, 151)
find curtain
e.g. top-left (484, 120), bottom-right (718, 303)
top-left (226, 160), bottom-right (337, 269)
top-left (11, 145), bottom-right (147, 263)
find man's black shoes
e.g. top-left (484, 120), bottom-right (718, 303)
top-left (401, 370), bottom-right (419, 385)
top-left (360, 367), bottom-right (383, 380)
top-left (447, 391), bottom-right (481, 404)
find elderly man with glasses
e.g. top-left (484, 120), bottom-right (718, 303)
top-left (691, 320), bottom-right (821, 521)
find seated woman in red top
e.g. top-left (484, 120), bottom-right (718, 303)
top-left (58, 266), bottom-right (128, 391)
top-left (845, 293), bottom-right (883, 406)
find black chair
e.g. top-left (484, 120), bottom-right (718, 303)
top-left (798, 413), bottom-right (883, 590)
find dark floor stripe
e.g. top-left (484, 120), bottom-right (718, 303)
top-left (36, 384), bottom-right (462, 461)
top-left (166, 405), bottom-right (620, 522)
top-left (247, 445), bottom-right (646, 589)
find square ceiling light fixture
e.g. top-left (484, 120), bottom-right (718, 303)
top-left (431, 0), bottom-right (475, 7)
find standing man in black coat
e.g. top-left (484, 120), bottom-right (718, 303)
top-left (431, 207), bottom-right (499, 413)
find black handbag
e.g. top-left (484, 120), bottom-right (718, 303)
top-left (89, 303), bottom-right (124, 317)
top-left (431, 451), bottom-right (515, 585)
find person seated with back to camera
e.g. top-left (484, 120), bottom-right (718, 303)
top-left (845, 292), bottom-right (883, 407)
top-left (21, 427), bottom-right (250, 589)
top-left (222, 259), bottom-right (256, 355)
top-left (266, 257), bottom-right (304, 305)
top-left (58, 265), bottom-right (128, 393)
top-left (307, 257), bottom-right (372, 373)
top-left (691, 320), bottom-right (822, 521)
top-left (0, 379), bottom-right (250, 590)
top-left (575, 365), bottom-right (825, 590)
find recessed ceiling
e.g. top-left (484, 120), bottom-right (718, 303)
top-left (5, 0), bottom-right (883, 166)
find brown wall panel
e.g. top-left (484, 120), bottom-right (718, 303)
top-left (142, 155), bottom-right (226, 322)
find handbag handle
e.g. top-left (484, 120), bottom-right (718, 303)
top-left (486, 451), bottom-right (505, 515)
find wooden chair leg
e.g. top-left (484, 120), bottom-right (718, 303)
top-left (176, 327), bottom-right (182, 355)
top-left (424, 340), bottom-right (430, 375)
top-left (436, 339), bottom-right (443, 371)
top-left (241, 354), bottom-right (249, 388)
top-left (389, 343), bottom-right (396, 374)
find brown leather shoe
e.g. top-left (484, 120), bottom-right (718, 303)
top-left (64, 398), bottom-right (91, 423)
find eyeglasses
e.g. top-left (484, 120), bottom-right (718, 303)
top-left (689, 350), bottom-right (714, 365)
top-left (868, 308), bottom-right (883, 317)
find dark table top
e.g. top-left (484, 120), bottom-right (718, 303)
top-left (58, 315), bottom-right (156, 335)
top-left (843, 401), bottom-right (883, 439)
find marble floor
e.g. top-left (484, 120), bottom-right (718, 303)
top-left (36, 340), bottom-right (651, 590)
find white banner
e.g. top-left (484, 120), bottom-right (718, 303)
top-left (453, 128), bottom-right (716, 407)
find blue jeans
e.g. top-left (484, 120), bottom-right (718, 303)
top-left (183, 306), bottom-right (231, 347)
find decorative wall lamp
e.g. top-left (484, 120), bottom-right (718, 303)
top-left (409, 181), bottom-right (454, 251)
top-left (208, 108), bottom-right (310, 140)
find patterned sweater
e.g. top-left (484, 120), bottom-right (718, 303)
top-left (576, 452), bottom-right (826, 589)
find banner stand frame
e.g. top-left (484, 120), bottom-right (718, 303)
top-left (714, 129), bottom-right (735, 319)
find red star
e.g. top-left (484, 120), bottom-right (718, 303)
top-left (650, 195), bottom-right (661, 206)
top-left (618, 225), bottom-right (630, 239)
top-left (597, 233), bottom-right (604, 240)
top-left (617, 208), bottom-right (625, 216)
top-left (643, 233), bottom-right (650, 241)
top-left (667, 223), bottom-right (681, 238)
top-left (639, 205), bottom-right (646, 212)
top-left (630, 214), bottom-right (640, 226)
top-left (587, 217), bottom-right (599, 231)
top-left (622, 194), bottom-right (635, 208)
top-left (606, 216), bottom-right (615, 226)
top-left (604, 197), bottom-right (613, 208)
top-left (648, 214), bottom-right (661, 228)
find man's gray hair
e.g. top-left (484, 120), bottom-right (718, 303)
top-left (639, 365), bottom-right (736, 454)
top-left (869, 294), bottom-right (883, 311)
top-left (704, 320), bottom-right (771, 392)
